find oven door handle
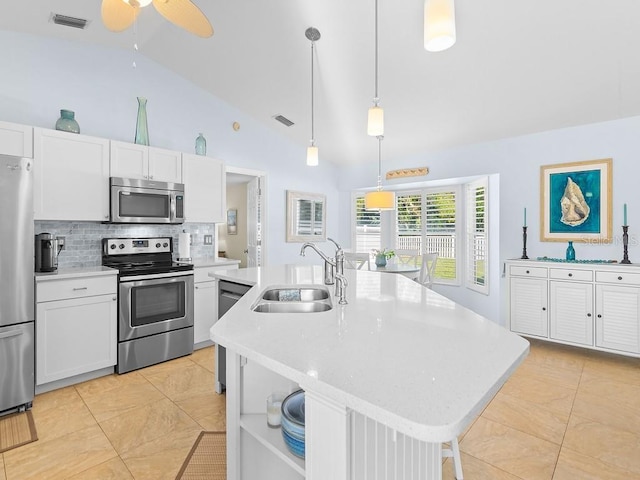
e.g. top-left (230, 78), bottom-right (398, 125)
top-left (120, 271), bottom-right (194, 282)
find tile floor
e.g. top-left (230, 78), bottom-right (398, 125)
top-left (1, 339), bottom-right (639, 479)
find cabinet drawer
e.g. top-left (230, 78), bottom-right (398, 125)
top-left (37, 275), bottom-right (117, 303)
top-left (550, 268), bottom-right (593, 282)
top-left (596, 271), bottom-right (640, 286)
top-left (195, 264), bottom-right (239, 283)
top-left (509, 265), bottom-right (547, 278)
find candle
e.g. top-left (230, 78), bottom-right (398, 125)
top-left (624, 203), bottom-right (628, 226)
top-left (524, 208), bottom-right (527, 227)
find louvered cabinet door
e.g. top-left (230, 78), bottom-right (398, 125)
top-left (549, 281), bottom-right (594, 346)
top-left (509, 277), bottom-right (548, 338)
top-left (595, 284), bottom-right (640, 354)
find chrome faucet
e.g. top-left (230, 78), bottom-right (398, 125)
top-left (335, 273), bottom-right (348, 305)
top-left (327, 237), bottom-right (344, 279)
top-left (300, 242), bottom-right (336, 285)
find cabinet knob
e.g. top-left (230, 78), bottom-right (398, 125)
top-left (587, 313), bottom-right (592, 317)
top-left (568, 273), bottom-right (573, 277)
top-left (526, 270), bottom-right (530, 274)
top-left (618, 276), bottom-right (623, 281)
top-left (112, 296), bottom-right (117, 301)
top-left (597, 314), bottom-right (602, 318)
top-left (542, 307), bottom-right (546, 311)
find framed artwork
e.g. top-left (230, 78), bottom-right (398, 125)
top-left (540, 158), bottom-right (612, 242)
top-left (227, 209), bottom-right (237, 235)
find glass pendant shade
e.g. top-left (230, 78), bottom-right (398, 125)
top-left (306, 145), bottom-right (319, 167)
top-left (424, 0), bottom-right (456, 52)
top-left (365, 190), bottom-right (395, 210)
top-left (367, 105), bottom-right (384, 136)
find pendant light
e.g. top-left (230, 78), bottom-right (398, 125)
top-left (424, 0), bottom-right (456, 52)
top-left (365, 136), bottom-right (395, 210)
top-left (305, 27), bottom-right (321, 166)
top-left (367, 0), bottom-right (383, 136)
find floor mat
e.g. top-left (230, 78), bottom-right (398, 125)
top-left (175, 431), bottom-right (226, 480)
top-left (0, 410), bottom-right (38, 454)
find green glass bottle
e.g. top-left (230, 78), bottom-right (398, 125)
top-left (134, 97), bottom-right (149, 146)
top-left (55, 109), bottom-right (80, 134)
top-left (566, 241), bottom-right (575, 261)
top-left (195, 133), bottom-right (207, 155)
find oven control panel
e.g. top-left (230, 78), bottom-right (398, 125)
top-left (103, 237), bottom-right (172, 255)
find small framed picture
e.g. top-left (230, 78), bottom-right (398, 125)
top-left (227, 209), bottom-right (237, 235)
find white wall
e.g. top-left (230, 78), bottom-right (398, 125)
top-left (0, 30), bottom-right (342, 267)
top-left (339, 116), bottom-right (640, 324)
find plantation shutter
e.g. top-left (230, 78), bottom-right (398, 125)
top-left (396, 192), bottom-right (422, 251)
top-left (466, 178), bottom-right (488, 294)
top-left (425, 189), bottom-right (458, 283)
top-left (355, 195), bottom-right (381, 252)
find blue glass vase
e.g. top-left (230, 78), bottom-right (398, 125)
top-left (566, 241), bottom-right (575, 261)
top-left (375, 254), bottom-right (387, 267)
top-left (134, 97), bottom-right (149, 146)
top-left (55, 109), bottom-right (80, 134)
top-left (195, 133), bottom-right (207, 155)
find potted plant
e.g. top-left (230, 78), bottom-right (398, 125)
top-left (373, 248), bottom-right (395, 267)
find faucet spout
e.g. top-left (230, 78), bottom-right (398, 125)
top-left (300, 242), bottom-right (336, 285)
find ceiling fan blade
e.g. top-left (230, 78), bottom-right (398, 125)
top-left (152, 0), bottom-right (213, 38)
top-left (102, 0), bottom-right (139, 32)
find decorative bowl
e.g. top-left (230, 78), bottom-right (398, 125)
top-left (281, 389), bottom-right (305, 458)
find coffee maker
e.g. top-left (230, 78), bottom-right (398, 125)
top-left (35, 233), bottom-right (65, 273)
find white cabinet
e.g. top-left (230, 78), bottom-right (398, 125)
top-left (110, 140), bottom-right (182, 183)
top-left (549, 280), bottom-right (593, 345)
top-left (33, 128), bottom-right (110, 221)
top-left (193, 264), bottom-right (238, 346)
top-left (595, 284), bottom-right (640, 353)
top-left (507, 260), bottom-right (640, 357)
top-left (182, 153), bottom-right (225, 223)
top-left (508, 266), bottom-right (548, 337)
top-left (0, 121), bottom-right (33, 158)
top-left (35, 273), bottom-right (118, 386)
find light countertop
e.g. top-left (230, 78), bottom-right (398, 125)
top-left (35, 266), bottom-right (118, 281)
top-left (210, 265), bottom-right (529, 443)
top-left (190, 258), bottom-right (241, 268)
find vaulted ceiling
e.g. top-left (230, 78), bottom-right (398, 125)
top-left (2, 1), bottom-right (640, 166)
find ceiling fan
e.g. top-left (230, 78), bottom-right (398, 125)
top-left (101, 0), bottom-right (213, 38)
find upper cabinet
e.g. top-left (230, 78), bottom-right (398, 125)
top-left (182, 153), bottom-right (226, 223)
top-left (33, 128), bottom-right (110, 221)
top-left (110, 140), bottom-right (182, 183)
top-left (0, 121), bottom-right (33, 158)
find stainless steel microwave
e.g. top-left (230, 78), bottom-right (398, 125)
top-left (110, 177), bottom-right (185, 224)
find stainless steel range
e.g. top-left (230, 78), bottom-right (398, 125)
top-left (102, 237), bottom-right (194, 374)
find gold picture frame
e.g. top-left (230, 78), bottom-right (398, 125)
top-left (540, 158), bottom-right (612, 243)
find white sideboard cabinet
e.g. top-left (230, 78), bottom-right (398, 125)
top-left (507, 260), bottom-right (640, 356)
top-left (33, 128), bottom-right (110, 221)
top-left (110, 140), bottom-right (182, 183)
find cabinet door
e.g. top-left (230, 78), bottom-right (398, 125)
top-left (149, 147), bottom-right (182, 183)
top-left (595, 284), bottom-right (640, 353)
top-left (34, 128), bottom-right (110, 221)
top-left (36, 294), bottom-right (117, 385)
top-left (182, 153), bottom-right (225, 223)
top-left (549, 281), bottom-right (593, 345)
top-left (509, 277), bottom-right (548, 337)
top-left (0, 121), bottom-right (33, 158)
top-left (194, 280), bottom-right (218, 345)
top-left (110, 140), bottom-right (148, 179)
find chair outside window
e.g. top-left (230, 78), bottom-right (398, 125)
top-left (343, 252), bottom-right (371, 270)
top-left (418, 252), bottom-right (438, 288)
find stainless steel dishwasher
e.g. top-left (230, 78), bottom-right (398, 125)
top-left (216, 280), bottom-right (252, 394)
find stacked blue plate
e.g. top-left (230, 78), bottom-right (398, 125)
top-left (281, 389), bottom-right (305, 458)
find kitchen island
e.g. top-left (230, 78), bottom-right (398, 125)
top-left (210, 265), bottom-right (529, 480)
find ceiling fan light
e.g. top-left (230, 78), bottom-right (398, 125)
top-left (365, 190), bottom-right (395, 210)
top-left (424, 0), bottom-right (456, 52)
top-left (306, 145), bottom-right (319, 166)
top-left (122, 0), bottom-right (153, 7)
top-left (367, 105), bottom-right (384, 136)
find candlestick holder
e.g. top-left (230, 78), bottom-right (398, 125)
top-left (621, 225), bottom-right (631, 264)
top-left (521, 226), bottom-right (529, 259)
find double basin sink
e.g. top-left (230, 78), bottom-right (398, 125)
top-left (252, 286), bottom-right (333, 313)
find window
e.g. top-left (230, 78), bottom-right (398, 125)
top-left (466, 178), bottom-right (488, 294)
top-left (353, 195), bottom-right (381, 252)
top-left (394, 189), bottom-right (459, 284)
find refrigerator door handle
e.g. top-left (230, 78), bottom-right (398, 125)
top-left (0, 329), bottom-right (24, 340)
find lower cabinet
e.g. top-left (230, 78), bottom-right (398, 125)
top-left (507, 260), bottom-right (640, 357)
top-left (35, 273), bottom-right (117, 386)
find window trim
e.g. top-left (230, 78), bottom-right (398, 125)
top-left (465, 177), bottom-right (489, 295)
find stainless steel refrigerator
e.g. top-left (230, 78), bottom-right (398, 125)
top-left (0, 154), bottom-right (34, 415)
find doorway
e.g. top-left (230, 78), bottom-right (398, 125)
top-left (218, 166), bottom-right (267, 268)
